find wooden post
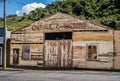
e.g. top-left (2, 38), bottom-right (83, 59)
top-left (3, 0), bottom-right (7, 70)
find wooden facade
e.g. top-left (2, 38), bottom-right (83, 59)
top-left (10, 12), bottom-right (115, 69)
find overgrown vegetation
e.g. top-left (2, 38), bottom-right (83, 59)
top-left (0, 0), bottom-right (120, 31)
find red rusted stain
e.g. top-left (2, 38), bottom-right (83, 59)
top-left (45, 40), bottom-right (72, 67)
top-left (32, 22), bottom-right (87, 30)
top-left (44, 24), bottom-right (49, 29)
top-left (32, 24), bottom-right (43, 30)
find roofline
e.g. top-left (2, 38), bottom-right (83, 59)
top-left (39, 12), bottom-right (76, 20)
top-left (11, 12), bottom-right (69, 33)
top-left (12, 12), bottom-right (114, 33)
top-left (55, 12), bottom-right (114, 30)
top-left (11, 24), bottom-right (32, 33)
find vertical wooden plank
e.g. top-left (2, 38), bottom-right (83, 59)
top-left (45, 40), bottom-right (72, 67)
top-left (60, 40), bottom-right (72, 67)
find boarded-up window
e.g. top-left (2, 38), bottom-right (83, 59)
top-left (87, 45), bottom-right (97, 60)
top-left (31, 55), bottom-right (43, 60)
top-left (31, 44), bottom-right (43, 60)
top-left (22, 45), bottom-right (30, 60)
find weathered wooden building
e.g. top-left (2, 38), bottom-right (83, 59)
top-left (10, 12), bottom-right (114, 69)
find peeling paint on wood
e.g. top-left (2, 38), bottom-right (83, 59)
top-left (11, 33), bottom-right (43, 43)
top-left (45, 40), bottom-right (72, 67)
top-left (73, 42), bottom-right (86, 67)
top-left (10, 12), bottom-right (114, 69)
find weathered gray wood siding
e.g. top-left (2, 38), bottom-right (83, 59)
top-left (72, 31), bottom-right (114, 69)
top-left (10, 12), bottom-right (114, 69)
top-left (10, 44), bottom-right (43, 66)
top-left (44, 40), bottom-right (72, 67)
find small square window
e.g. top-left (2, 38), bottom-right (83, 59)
top-left (87, 45), bottom-right (97, 60)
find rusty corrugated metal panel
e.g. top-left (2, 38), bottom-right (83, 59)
top-left (45, 40), bottom-right (72, 67)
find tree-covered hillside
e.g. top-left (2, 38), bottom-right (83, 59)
top-left (0, 0), bottom-right (120, 31)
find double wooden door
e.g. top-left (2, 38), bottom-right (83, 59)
top-left (44, 40), bottom-right (72, 67)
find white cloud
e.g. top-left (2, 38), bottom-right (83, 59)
top-left (16, 2), bottom-right (46, 16)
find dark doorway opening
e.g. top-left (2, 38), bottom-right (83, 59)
top-left (13, 49), bottom-right (19, 65)
top-left (45, 32), bottom-right (72, 40)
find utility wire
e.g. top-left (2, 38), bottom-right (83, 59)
top-left (0, 0), bottom-right (26, 7)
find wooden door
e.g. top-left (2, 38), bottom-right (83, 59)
top-left (13, 49), bottom-right (19, 65)
top-left (44, 40), bottom-right (72, 67)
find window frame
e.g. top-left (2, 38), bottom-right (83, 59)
top-left (22, 44), bottom-right (31, 60)
top-left (87, 44), bottom-right (98, 61)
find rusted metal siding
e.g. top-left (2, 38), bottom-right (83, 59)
top-left (45, 40), bottom-right (72, 67)
top-left (114, 30), bottom-right (120, 69)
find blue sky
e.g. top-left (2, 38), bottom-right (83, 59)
top-left (0, 0), bottom-right (56, 18)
